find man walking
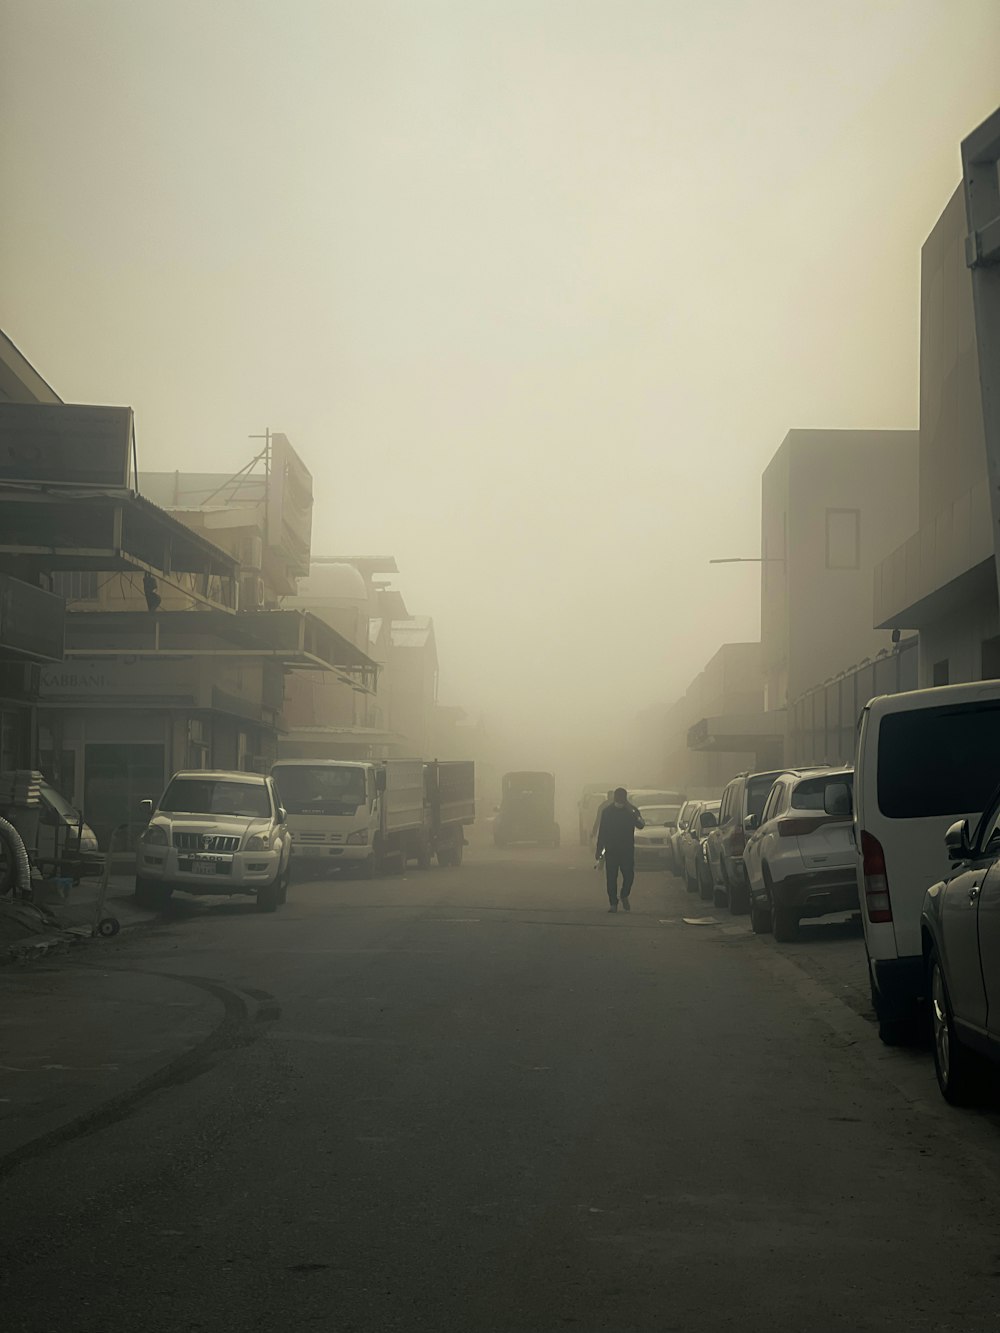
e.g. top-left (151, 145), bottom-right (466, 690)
top-left (595, 787), bottom-right (644, 912)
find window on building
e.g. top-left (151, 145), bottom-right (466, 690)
top-left (932, 660), bottom-right (950, 687)
top-left (982, 638), bottom-right (1000, 680)
top-left (52, 571), bottom-right (100, 602)
top-left (825, 509), bottom-right (861, 570)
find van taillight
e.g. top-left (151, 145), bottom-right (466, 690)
top-left (860, 830), bottom-right (892, 923)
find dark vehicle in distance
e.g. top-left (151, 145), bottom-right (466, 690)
top-left (678, 800), bottom-right (720, 897)
top-left (706, 769), bottom-right (782, 914)
top-left (494, 771), bottom-right (560, 848)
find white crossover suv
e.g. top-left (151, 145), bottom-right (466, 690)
top-left (743, 768), bottom-right (857, 941)
top-left (136, 770), bottom-right (291, 912)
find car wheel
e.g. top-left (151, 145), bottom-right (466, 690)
top-left (256, 875), bottom-right (281, 912)
top-left (750, 900), bottom-right (772, 934)
top-left (713, 886), bottom-right (727, 909)
top-left (685, 866), bottom-right (698, 893)
top-left (357, 851), bottom-right (376, 880)
top-left (416, 838), bottom-right (433, 870)
top-left (134, 876), bottom-right (172, 910)
top-left (772, 906), bottom-right (799, 942)
top-left (929, 948), bottom-right (983, 1104)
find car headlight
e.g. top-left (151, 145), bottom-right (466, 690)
top-left (346, 830), bottom-right (369, 845)
top-left (142, 825), bottom-right (168, 846)
top-left (245, 833), bottom-right (270, 851)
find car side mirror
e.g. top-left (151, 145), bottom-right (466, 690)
top-left (278, 807), bottom-right (287, 823)
top-left (944, 819), bottom-right (973, 862)
top-left (743, 814), bottom-right (758, 832)
top-left (824, 782), bottom-right (853, 818)
top-left (138, 798), bottom-right (153, 820)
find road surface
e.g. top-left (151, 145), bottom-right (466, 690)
top-left (3, 839), bottom-right (1000, 1331)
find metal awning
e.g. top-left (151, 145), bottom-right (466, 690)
top-left (62, 609), bottom-right (379, 692)
top-left (687, 712), bottom-right (786, 752)
top-left (0, 487), bottom-right (239, 611)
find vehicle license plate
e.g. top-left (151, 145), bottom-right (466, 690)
top-left (193, 860), bottom-right (217, 876)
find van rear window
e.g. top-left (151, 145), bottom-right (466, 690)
top-left (877, 702), bottom-right (1000, 818)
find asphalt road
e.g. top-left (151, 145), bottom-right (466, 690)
top-left (5, 838), bottom-right (1000, 1332)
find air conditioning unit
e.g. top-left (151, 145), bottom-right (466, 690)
top-left (239, 574), bottom-right (267, 610)
top-left (239, 535), bottom-right (263, 569)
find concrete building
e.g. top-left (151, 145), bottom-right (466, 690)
top-left (657, 642), bottom-right (779, 796)
top-left (281, 558), bottom-right (398, 760)
top-left (761, 428), bottom-right (919, 744)
top-left (874, 185), bottom-right (997, 685)
top-left (280, 558), bottom-right (441, 762)
top-left (29, 441), bottom-right (374, 840)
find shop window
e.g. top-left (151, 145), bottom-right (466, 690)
top-left (825, 509), bottom-right (860, 570)
top-left (933, 660), bottom-right (950, 687)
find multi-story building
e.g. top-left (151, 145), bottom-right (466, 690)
top-left (874, 184), bottom-right (997, 685)
top-left (22, 426), bottom-right (374, 841)
top-left (761, 427), bottom-right (919, 753)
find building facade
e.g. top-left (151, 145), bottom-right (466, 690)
top-left (761, 427), bottom-right (919, 736)
top-left (874, 185), bottom-right (998, 686)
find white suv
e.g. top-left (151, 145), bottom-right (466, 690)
top-left (743, 768), bottom-right (856, 941)
top-left (136, 770), bottom-right (291, 912)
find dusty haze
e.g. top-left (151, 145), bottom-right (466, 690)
top-left (3, 0), bottom-right (1000, 789)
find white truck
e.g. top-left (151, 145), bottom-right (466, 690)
top-left (271, 758), bottom-right (474, 878)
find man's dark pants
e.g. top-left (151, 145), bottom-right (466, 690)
top-left (605, 851), bottom-right (635, 906)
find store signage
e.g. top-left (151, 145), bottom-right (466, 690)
top-left (0, 403), bottom-right (133, 489)
top-left (266, 432), bottom-right (313, 577)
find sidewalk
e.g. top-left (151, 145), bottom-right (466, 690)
top-left (0, 964), bottom-right (226, 1161)
top-left (1, 875), bottom-right (156, 963)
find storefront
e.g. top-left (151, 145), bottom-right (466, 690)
top-left (38, 609), bottom-right (376, 843)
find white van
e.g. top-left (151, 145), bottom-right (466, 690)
top-left (854, 682), bottom-right (1000, 1043)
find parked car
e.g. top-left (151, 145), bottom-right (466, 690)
top-left (743, 768), bottom-right (856, 940)
top-left (678, 800), bottom-right (720, 896)
top-left (633, 801), bottom-right (682, 870)
top-left (669, 799), bottom-right (702, 875)
top-left (854, 682), bottom-right (1000, 1045)
top-left (135, 770), bottom-right (291, 912)
top-left (922, 788), bottom-right (1000, 1103)
top-left (705, 770), bottom-right (782, 913)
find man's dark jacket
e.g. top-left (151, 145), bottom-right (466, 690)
top-left (595, 803), bottom-right (644, 860)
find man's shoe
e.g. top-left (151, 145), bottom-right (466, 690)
top-left (607, 904), bottom-right (618, 913)
top-left (621, 897), bottom-right (631, 912)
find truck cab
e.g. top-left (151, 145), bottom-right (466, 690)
top-left (271, 760), bottom-right (381, 875)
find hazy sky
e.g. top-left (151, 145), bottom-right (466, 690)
top-left (3, 0), bottom-right (1000, 769)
